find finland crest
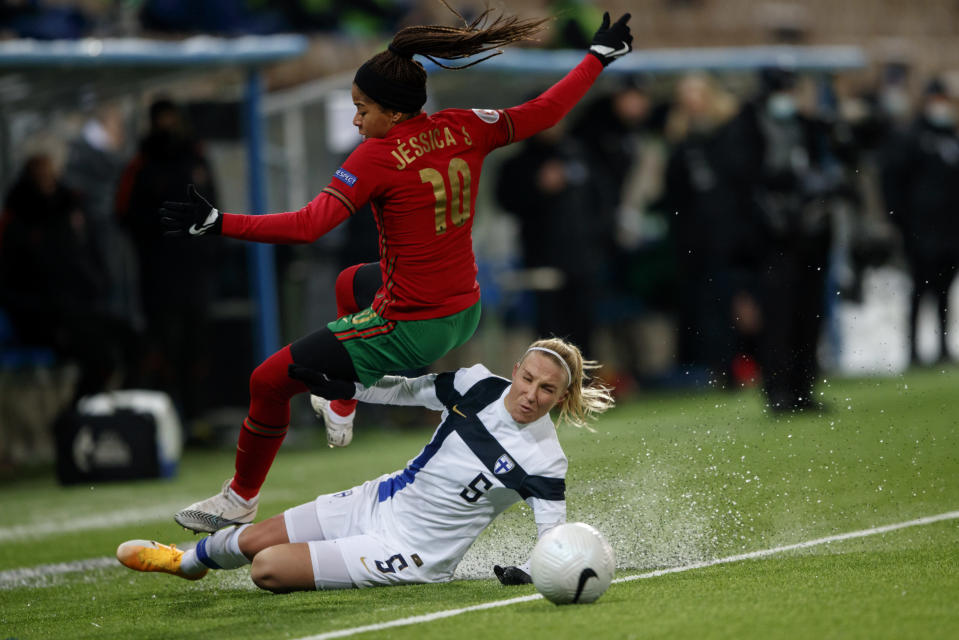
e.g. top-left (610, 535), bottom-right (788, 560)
top-left (493, 453), bottom-right (515, 475)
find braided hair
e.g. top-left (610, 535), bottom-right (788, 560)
top-left (354, 1), bottom-right (550, 114)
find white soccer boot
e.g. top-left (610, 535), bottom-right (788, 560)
top-left (311, 395), bottom-right (354, 448)
top-left (173, 479), bottom-right (258, 533)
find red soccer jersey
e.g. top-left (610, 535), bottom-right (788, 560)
top-left (222, 53), bottom-right (603, 321)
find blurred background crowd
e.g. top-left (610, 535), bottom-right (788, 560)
top-left (1, 0), bottom-right (958, 472)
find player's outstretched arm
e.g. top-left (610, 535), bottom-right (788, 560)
top-left (288, 364), bottom-right (447, 411)
top-left (352, 374), bottom-right (446, 410)
top-left (503, 11), bottom-right (632, 144)
top-left (161, 185), bottom-right (353, 245)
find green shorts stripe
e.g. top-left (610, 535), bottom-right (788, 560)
top-left (327, 301), bottom-right (481, 387)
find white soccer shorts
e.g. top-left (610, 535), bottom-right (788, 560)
top-left (283, 484), bottom-right (445, 589)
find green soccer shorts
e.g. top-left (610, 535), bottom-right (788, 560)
top-left (327, 301), bottom-right (481, 386)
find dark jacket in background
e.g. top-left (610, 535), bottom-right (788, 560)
top-left (0, 165), bottom-right (124, 400)
top-left (725, 100), bottom-right (838, 410)
top-left (880, 115), bottom-right (959, 361)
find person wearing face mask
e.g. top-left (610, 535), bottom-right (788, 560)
top-left (724, 66), bottom-right (842, 412)
top-left (880, 78), bottom-right (959, 365)
top-left (662, 73), bottom-right (761, 388)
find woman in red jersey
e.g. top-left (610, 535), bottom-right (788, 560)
top-left (159, 5), bottom-right (632, 534)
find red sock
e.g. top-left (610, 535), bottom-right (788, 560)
top-left (331, 265), bottom-right (363, 420)
top-left (230, 345), bottom-right (308, 500)
top-left (331, 398), bottom-right (358, 417)
top-left (231, 416), bottom-right (287, 500)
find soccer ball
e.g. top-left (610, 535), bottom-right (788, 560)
top-left (529, 522), bottom-right (615, 604)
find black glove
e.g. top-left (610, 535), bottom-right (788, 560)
top-left (159, 184), bottom-right (222, 237)
top-left (589, 12), bottom-right (633, 67)
top-left (493, 564), bottom-right (532, 586)
top-left (288, 364), bottom-right (357, 400)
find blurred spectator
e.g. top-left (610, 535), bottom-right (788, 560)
top-left (277, 0), bottom-right (407, 36)
top-left (0, 153), bottom-right (127, 401)
top-left (61, 102), bottom-right (143, 341)
top-left (725, 67), bottom-right (840, 411)
top-left (0, 0), bottom-right (90, 39)
top-left (495, 123), bottom-right (609, 359)
top-left (880, 78), bottom-right (959, 364)
top-left (876, 61), bottom-right (914, 130)
top-left (116, 97), bottom-right (220, 422)
top-left (139, 0), bottom-right (287, 34)
top-left (568, 78), bottom-right (661, 382)
top-left (138, 0), bottom-right (405, 36)
top-left (662, 72), bottom-right (758, 386)
top-left (571, 77), bottom-right (653, 222)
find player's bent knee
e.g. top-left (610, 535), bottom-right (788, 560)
top-left (250, 545), bottom-right (314, 594)
top-left (250, 548), bottom-right (287, 593)
top-left (249, 352), bottom-right (301, 404)
top-left (249, 363), bottom-right (282, 399)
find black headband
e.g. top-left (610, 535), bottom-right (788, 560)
top-left (354, 60), bottom-right (426, 114)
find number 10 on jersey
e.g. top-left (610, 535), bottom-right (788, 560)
top-left (420, 157), bottom-right (472, 235)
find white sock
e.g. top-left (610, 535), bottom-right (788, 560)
top-left (179, 548), bottom-right (206, 575)
top-left (181, 524), bottom-right (252, 573)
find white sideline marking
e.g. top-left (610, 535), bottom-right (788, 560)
top-left (0, 557), bottom-right (117, 588)
top-left (295, 510), bottom-right (959, 640)
top-left (614, 509), bottom-right (959, 583)
top-left (0, 490), bottom-right (301, 543)
top-left (0, 504), bottom-right (185, 542)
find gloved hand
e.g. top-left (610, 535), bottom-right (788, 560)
top-left (493, 564), bottom-right (532, 586)
top-left (589, 12), bottom-right (633, 67)
top-left (159, 184), bottom-right (221, 237)
top-left (288, 364), bottom-right (357, 400)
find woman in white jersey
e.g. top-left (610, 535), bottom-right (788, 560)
top-left (117, 337), bottom-right (614, 591)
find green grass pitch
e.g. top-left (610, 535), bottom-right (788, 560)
top-left (2, 366), bottom-right (958, 639)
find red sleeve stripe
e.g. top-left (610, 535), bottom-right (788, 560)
top-left (322, 186), bottom-right (356, 216)
top-left (501, 109), bottom-right (515, 144)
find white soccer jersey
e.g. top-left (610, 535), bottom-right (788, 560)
top-left (349, 364), bottom-right (568, 582)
